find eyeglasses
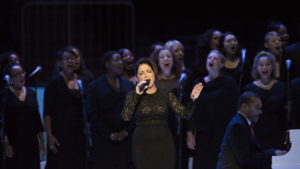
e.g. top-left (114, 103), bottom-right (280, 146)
top-left (11, 71), bottom-right (26, 78)
top-left (62, 56), bottom-right (79, 62)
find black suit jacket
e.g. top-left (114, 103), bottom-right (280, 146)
top-left (217, 113), bottom-right (276, 169)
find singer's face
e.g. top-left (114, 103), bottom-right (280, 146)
top-left (137, 63), bottom-right (155, 87)
top-left (265, 34), bottom-right (282, 56)
top-left (257, 56), bottom-right (273, 80)
top-left (245, 97), bottom-right (262, 123)
top-left (210, 30), bottom-right (221, 50)
top-left (121, 49), bottom-right (135, 71)
top-left (106, 53), bottom-right (123, 76)
top-left (158, 49), bottom-right (174, 75)
top-left (171, 43), bottom-right (184, 62)
top-left (277, 24), bottom-right (289, 47)
top-left (61, 52), bottom-right (79, 73)
top-left (206, 51), bottom-right (224, 73)
top-left (10, 65), bottom-right (26, 89)
top-left (224, 34), bottom-right (238, 56)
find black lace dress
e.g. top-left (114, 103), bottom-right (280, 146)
top-left (121, 88), bottom-right (193, 169)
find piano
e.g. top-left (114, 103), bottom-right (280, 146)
top-left (272, 129), bottom-right (300, 169)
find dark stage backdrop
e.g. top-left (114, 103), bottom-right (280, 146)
top-left (0, 0), bottom-right (299, 84)
top-left (21, 1), bottom-right (135, 83)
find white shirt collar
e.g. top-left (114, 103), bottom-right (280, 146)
top-left (238, 111), bottom-right (252, 126)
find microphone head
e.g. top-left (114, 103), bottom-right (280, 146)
top-left (37, 66), bottom-right (42, 71)
top-left (29, 65), bottom-right (42, 78)
top-left (241, 48), bottom-right (247, 62)
top-left (181, 73), bottom-right (187, 78)
top-left (286, 59), bottom-right (292, 70)
top-left (77, 79), bottom-right (83, 90)
top-left (179, 73), bottom-right (187, 84)
top-left (286, 59), bottom-right (292, 65)
top-left (241, 48), bottom-right (247, 54)
top-left (139, 79), bottom-right (150, 92)
top-left (145, 79), bottom-right (150, 85)
top-left (4, 74), bottom-right (10, 84)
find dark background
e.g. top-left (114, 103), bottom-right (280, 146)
top-left (0, 0), bottom-right (299, 84)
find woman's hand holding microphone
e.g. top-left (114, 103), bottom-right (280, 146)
top-left (136, 79), bottom-right (150, 95)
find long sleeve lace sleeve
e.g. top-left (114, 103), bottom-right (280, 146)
top-left (168, 91), bottom-right (194, 119)
top-left (121, 91), bottom-right (141, 121)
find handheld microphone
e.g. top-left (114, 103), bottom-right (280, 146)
top-left (241, 48), bottom-right (247, 63)
top-left (286, 59), bottom-right (292, 71)
top-left (139, 79), bottom-right (150, 92)
top-left (4, 74), bottom-right (10, 85)
top-left (178, 73), bottom-right (187, 84)
top-left (77, 79), bottom-right (83, 91)
top-left (29, 66), bottom-right (42, 78)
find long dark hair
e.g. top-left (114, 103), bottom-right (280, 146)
top-left (194, 29), bottom-right (220, 77)
top-left (218, 32), bottom-right (241, 64)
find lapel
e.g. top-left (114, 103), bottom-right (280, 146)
top-left (237, 114), bottom-right (262, 150)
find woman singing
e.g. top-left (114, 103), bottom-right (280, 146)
top-left (121, 58), bottom-right (203, 169)
top-left (1, 63), bottom-right (45, 169)
top-left (44, 48), bottom-right (85, 169)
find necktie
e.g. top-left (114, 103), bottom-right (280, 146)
top-left (250, 123), bottom-right (255, 139)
